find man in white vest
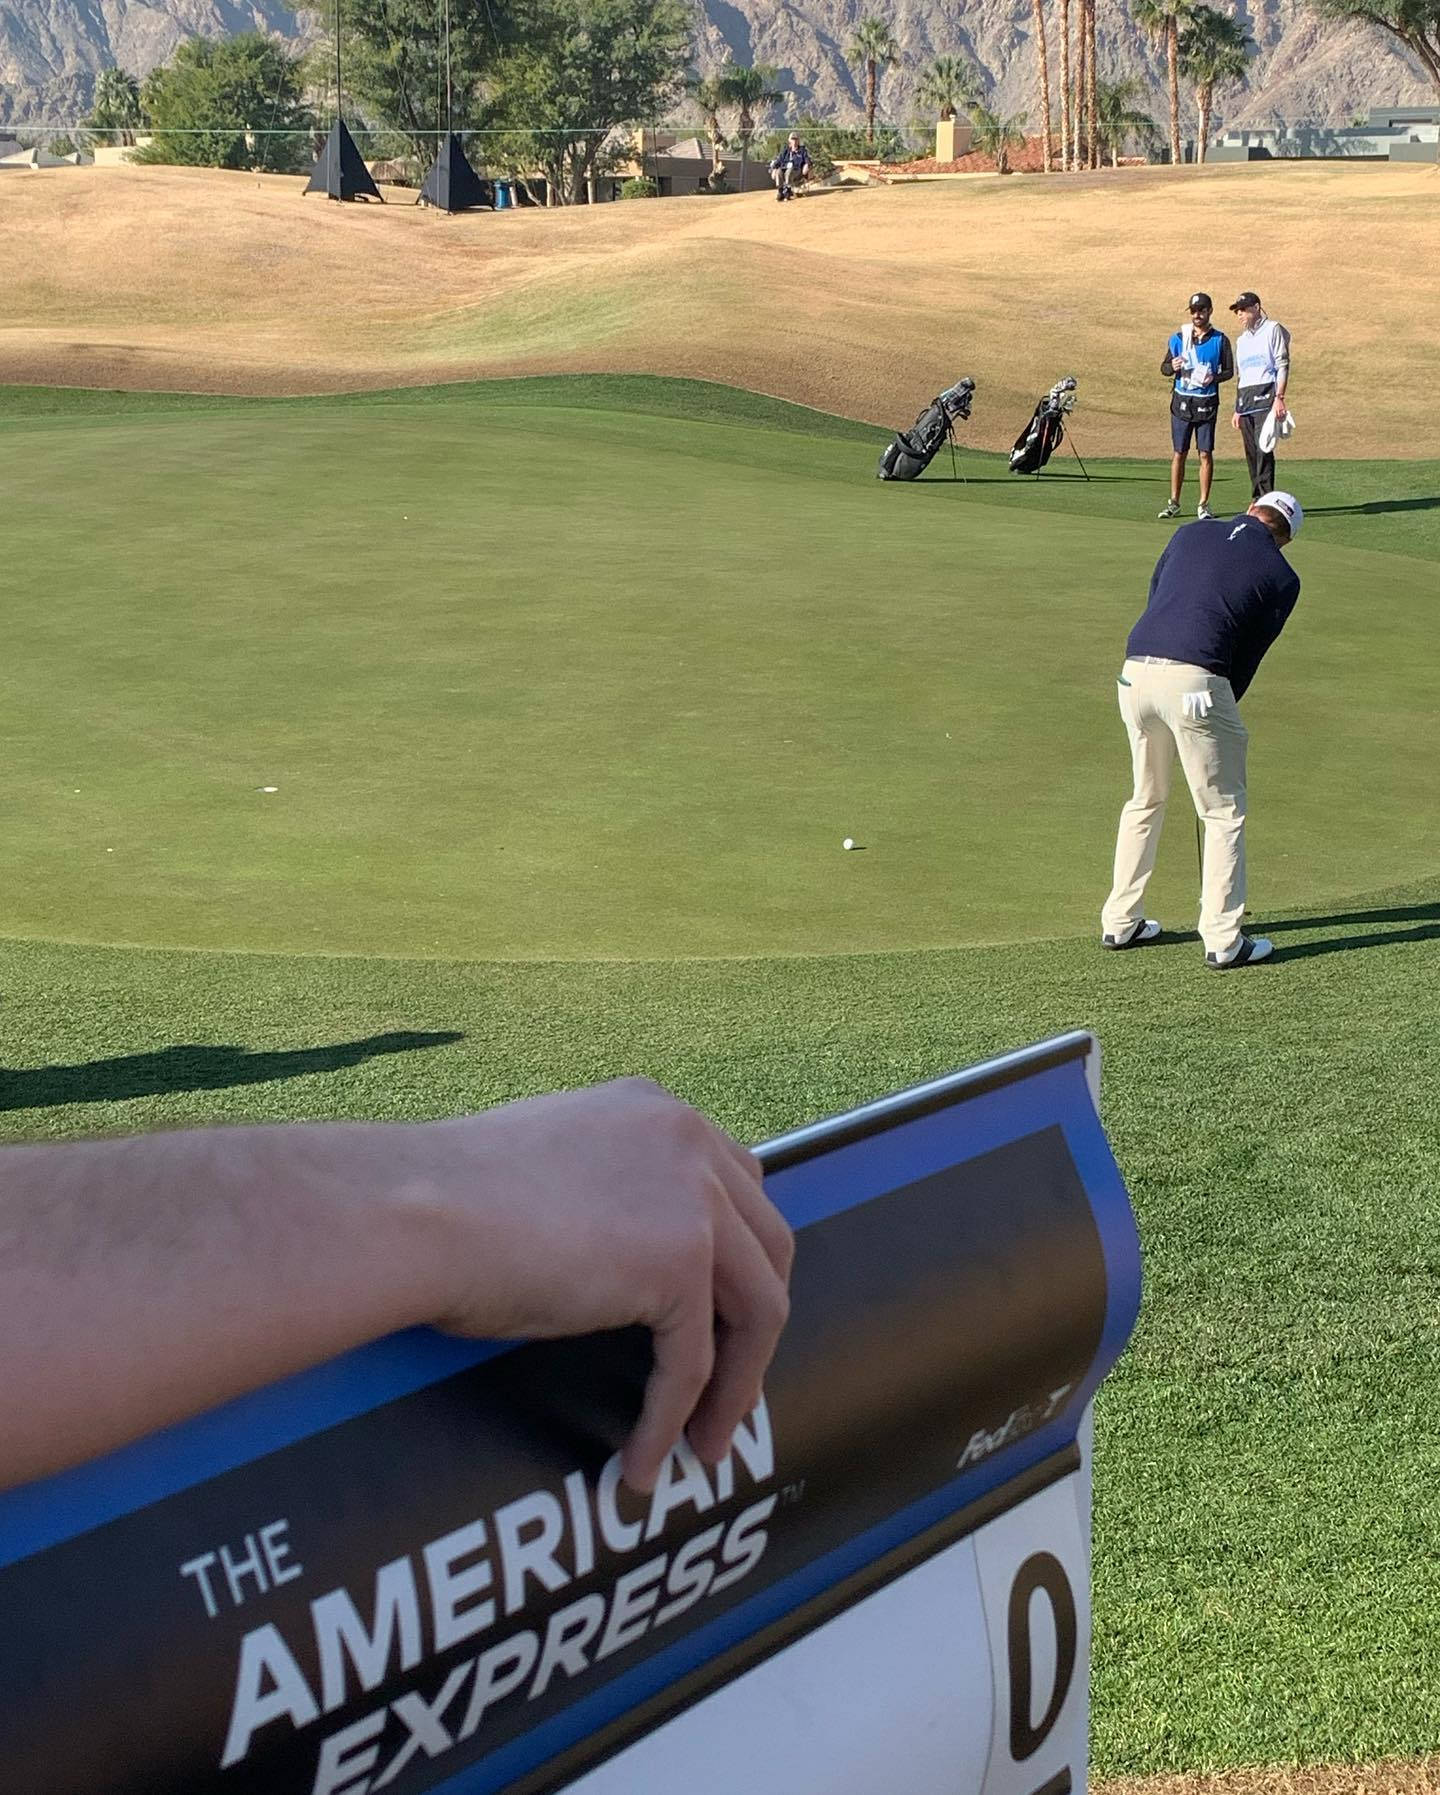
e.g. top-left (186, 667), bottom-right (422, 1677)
top-left (1229, 290), bottom-right (1291, 500)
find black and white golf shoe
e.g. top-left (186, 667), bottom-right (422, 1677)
top-left (1205, 935), bottom-right (1274, 970)
top-left (1102, 919), bottom-right (1162, 950)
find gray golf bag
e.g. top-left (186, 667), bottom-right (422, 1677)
top-left (877, 378), bottom-right (976, 480)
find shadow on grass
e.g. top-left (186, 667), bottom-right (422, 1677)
top-left (1274, 922), bottom-right (1440, 963)
top-left (1306, 496), bottom-right (1440, 517)
top-left (0, 1031), bottom-right (464, 1112)
top-left (1267, 902), bottom-right (1440, 933)
top-left (912, 471), bottom-right (1157, 486)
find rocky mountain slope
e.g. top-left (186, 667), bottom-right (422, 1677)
top-left (690, 0), bottom-right (1432, 139)
top-left (0, 0), bottom-right (315, 126)
top-left (1, 0), bottom-right (1430, 137)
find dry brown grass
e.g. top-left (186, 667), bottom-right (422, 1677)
top-left (1100, 1760), bottom-right (1440, 1795)
top-left (1, 159), bottom-right (1437, 452)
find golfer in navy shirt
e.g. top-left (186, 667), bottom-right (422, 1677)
top-left (1100, 492), bottom-right (1303, 968)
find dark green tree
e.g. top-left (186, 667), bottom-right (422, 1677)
top-left (845, 15), bottom-right (901, 144)
top-left (1131, 0), bottom-right (1197, 165)
top-left (1093, 76), bottom-right (1161, 164)
top-left (486, 0), bottom-right (690, 202)
top-left (686, 70), bottom-right (731, 182)
top-left (714, 61), bottom-right (786, 181)
top-left (1177, 6), bottom-right (1253, 161)
top-left (914, 55), bottom-right (983, 121)
top-left (334, 0), bottom-right (500, 168)
top-left (754, 115), bottom-right (913, 177)
top-left (133, 36), bottom-right (313, 171)
top-left (84, 67), bottom-right (145, 146)
top-left (968, 101), bottom-right (1028, 172)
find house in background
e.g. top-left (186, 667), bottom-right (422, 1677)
top-left (1209, 103), bottom-right (1439, 162)
top-left (0, 144), bottom-right (85, 169)
top-left (593, 129), bottom-right (772, 198)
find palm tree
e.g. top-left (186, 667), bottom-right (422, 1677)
top-left (1131, 0), bottom-right (1196, 166)
top-left (1031, 0), bottom-right (1054, 168)
top-left (87, 65), bottom-right (144, 147)
top-left (1085, 0), bottom-right (1099, 164)
top-left (1059, 0), bottom-right (1073, 166)
top-left (715, 62), bottom-right (787, 189)
top-left (969, 102), bottom-right (1028, 173)
top-left (687, 70), bottom-right (730, 182)
top-left (1073, 5), bottom-right (1087, 166)
top-left (1094, 76), bottom-right (1161, 163)
top-left (846, 15), bottom-right (901, 145)
top-left (1178, 6), bottom-right (1253, 161)
top-left (914, 54), bottom-right (982, 120)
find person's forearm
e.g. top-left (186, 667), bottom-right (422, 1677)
top-left (0, 1121), bottom-right (446, 1490)
top-left (0, 1081), bottom-right (792, 1497)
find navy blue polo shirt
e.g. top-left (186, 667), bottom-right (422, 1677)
top-left (1127, 515), bottom-right (1301, 700)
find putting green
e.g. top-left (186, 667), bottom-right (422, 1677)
top-left (3, 378), bottom-right (1435, 960)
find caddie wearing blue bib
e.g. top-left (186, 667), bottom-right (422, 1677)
top-left (1158, 292), bottom-right (1233, 522)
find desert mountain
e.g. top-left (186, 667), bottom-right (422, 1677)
top-left (0, 0), bottom-right (1430, 137)
top-left (690, 0), bottom-right (1432, 139)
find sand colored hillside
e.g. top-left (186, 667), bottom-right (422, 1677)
top-left (2, 160), bottom-right (1437, 454)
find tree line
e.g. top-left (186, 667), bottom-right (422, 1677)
top-left (67, 0), bottom-right (1439, 190)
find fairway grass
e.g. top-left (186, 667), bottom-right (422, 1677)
top-left (2, 378), bottom-right (1436, 961)
top-left (4, 376), bottom-right (1439, 1782)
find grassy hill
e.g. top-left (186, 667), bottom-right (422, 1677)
top-left (3, 161), bottom-right (1439, 457)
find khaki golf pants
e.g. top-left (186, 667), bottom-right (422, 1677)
top-left (1101, 657), bottom-right (1249, 957)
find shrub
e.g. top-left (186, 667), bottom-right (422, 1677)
top-left (619, 175), bottom-right (658, 197)
top-left (754, 118), bottom-right (917, 178)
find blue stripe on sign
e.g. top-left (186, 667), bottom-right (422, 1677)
top-left (424, 1434), bottom-right (1077, 1795)
top-left (0, 1332), bottom-right (513, 1566)
top-left (0, 1055), bottom-right (1135, 1571)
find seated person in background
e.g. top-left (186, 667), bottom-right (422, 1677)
top-left (770, 133), bottom-right (812, 201)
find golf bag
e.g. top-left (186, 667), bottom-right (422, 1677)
top-left (877, 378), bottom-right (976, 480)
top-left (1009, 376), bottom-right (1079, 475)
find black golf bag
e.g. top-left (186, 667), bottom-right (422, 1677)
top-left (1009, 376), bottom-right (1079, 475)
top-left (877, 378), bottom-right (975, 480)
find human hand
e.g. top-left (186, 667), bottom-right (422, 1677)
top-left (1273, 396), bottom-right (1288, 419)
top-left (1171, 356), bottom-right (1185, 373)
top-left (414, 1080), bottom-right (793, 1492)
top-left (1230, 412), bottom-right (1241, 431)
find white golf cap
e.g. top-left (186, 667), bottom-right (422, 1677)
top-left (1255, 490), bottom-right (1302, 538)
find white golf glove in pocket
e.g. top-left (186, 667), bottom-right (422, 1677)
top-left (1182, 689), bottom-right (1215, 722)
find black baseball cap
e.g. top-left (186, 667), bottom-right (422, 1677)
top-left (1188, 292), bottom-right (1213, 310)
top-left (1228, 290), bottom-right (1261, 311)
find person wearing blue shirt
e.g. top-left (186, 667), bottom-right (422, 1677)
top-left (770, 134), bottom-right (812, 201)
top-left (1158, 293), bottom-right (1234, 522)
top-left (1100, 492), bottom-right (1303, 970)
